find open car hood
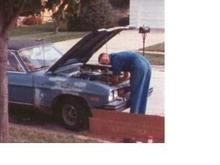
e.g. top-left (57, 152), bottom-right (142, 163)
top-left (48, 27), bottom-right (129, 73)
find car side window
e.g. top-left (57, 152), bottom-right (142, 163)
top-left (8, 52), bottom-right (24, 72)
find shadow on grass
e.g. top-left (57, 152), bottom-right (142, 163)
top-left (8, 106), bottom-right (68, 134)
top-left (8, 107), bottom-right (99, 143)
top-left (9, 107), bottom-right (55, 126)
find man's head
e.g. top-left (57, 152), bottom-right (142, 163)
top-left (98, 53), bottom-right (110, 65)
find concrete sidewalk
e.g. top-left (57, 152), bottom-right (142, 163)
top-left (54, 29), bottom-right (164, 116)
top-left (146, 65), bottom-right (164, 116)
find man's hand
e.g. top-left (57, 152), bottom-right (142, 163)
top-left (120, 72), bottom-right (130, 82)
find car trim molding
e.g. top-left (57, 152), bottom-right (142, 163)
top-left (9, 101), bottom-right (34, 106)
top-left (7, 71), bottom-right (27, 74)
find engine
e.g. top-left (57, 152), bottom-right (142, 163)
top-left (73, 64), bottom-right (114, 85)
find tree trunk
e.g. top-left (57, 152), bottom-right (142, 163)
top-left (54, 19), bottom-right (60, 34)
top-left (52, 4), bottom-right (59, 34)
top-left (0, 34), bottom-right (9, 142)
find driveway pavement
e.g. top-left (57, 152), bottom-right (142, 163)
top-left (54, 29), bottom-right (164, 116)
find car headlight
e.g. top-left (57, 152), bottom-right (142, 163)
top-left (113, 90), bottom-right (118, 98)
top-left (108, 92), bottom-right (114, 102)
top-left (108, 90), bottom-right (118, 102)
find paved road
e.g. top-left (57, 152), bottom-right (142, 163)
top-left (54, 30), bottom-right (164, 116)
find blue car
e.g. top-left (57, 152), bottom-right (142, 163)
top-left (8, 27), bottom-right (152, 130)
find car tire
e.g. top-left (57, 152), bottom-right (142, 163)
top-left (58, 97), bottom-right (89, 131)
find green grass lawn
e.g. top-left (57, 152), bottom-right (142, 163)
top-left (140, 42), bottom-right (165, 52)
top-left (143, 53), bottom-right (164, 65)
top-left (138, 42), bottom-right (165, 65)
top-left (10, 23), bottom-right (87, 43)
top-left (9, 126), bottom-right (99, 143)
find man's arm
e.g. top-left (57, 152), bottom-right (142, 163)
top-left (112, 75), bottom-right (120, 84)
top-left (111, 72), bottom-right (130, 84)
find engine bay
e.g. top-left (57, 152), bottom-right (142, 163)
top-left (59, 63), bottom-right (130, 89)
top-left (59, 63), bottom-right (130, 98)
top-left (76, 64), bottom-right (114, 85)
top-left (59, 63), bottom-right (114, 85)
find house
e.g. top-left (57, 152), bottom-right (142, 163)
top-left (129, 0), bottom-right (164, 29)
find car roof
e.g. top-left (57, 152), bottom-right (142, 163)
top-left (8, 39), bottom-right (49, 51)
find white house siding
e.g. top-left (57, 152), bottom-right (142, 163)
top-left (130, 0), bottom-right (164, 29)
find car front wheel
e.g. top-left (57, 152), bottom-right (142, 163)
top-left (59, 98), bottom-right (89, 131)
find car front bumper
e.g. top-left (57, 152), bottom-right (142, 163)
top-left (95, 87), bottom-right (153, 111)
top-left (100, 98), bottom-right (129, 111)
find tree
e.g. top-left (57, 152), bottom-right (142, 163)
top-left (20, 0), bottom-right (42, 16)
top-left (0, 0), bottom-right (42, 142)
top-left (0, 0), bottom-right (24, 142)
top-left (45, 0), bottom-right (81, 33)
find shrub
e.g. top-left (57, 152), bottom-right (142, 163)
top-left (22, 16), bottom-right (42, 25)
top-left (109, 0), bottom-right (129, 9)
top-left (118, 17), bottom-right (129, 26)
top-left (67, 0), bottom-right (115, 31)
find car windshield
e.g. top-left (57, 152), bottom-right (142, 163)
top-left (18, 44), bottom-right (62, 71)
